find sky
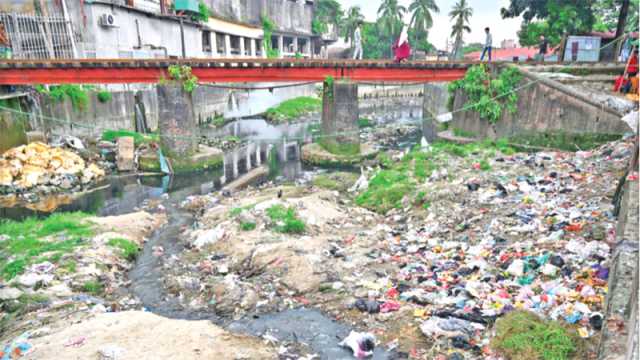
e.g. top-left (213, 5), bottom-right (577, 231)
top-left (337, 0), bottom-right (523, 50)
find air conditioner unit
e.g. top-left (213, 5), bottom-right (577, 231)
top-left (99, 14), bottom-right (117, 27)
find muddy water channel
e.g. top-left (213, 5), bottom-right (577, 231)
top-left (1, 99), bottom-right (423, 359)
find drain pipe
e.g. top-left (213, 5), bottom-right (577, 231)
top-left (60, 0), bottom-right (78, 58)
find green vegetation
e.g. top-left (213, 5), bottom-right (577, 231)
top-left (0, 212), bottom-right (92, 280)
top-left (266, 204), bottom-right (305, 234)
top-left (212, 114), bottom-right (225, 127)
top-left (509, 132), bottom-right (621, 151)
top-left (262, 15), bottom-right (279, 58)
top-left (37, 84), bottom-right (90, 111)
top-left (82, 280), bottom-right (104, 295)
top-left (193, 0), bottom-right (212, 22)
top-left (358, 118), bottom-right (373, 128)
top-left (313, 172), bottom-right (359, 192)
top-left (101, 129), bottom-right (159, 146)
top-left (225, 135), bottom-right (241, 142)
top-left (239, 221), bottom-right (257, 231)
top-left (355, 139), bottom-right (516, 213)
top-left (97, 90), bottom-right (112, 103)
top-left (107, 238), bottom-right (140, 261)
top-left (264, 97), bottom-right (321, 123)
top-left (356, 169), bottom-right (415, 214)
top-left (448, 65), bottom-right (522, 124)
top-left (491, 310), bottom-right (581, 360)
top-left (319, 141), bottom-right (360, 156)
top-left (167, 65), bottom-right (198, 93)
top-left (312, 0), bottom-right (343, 35)
top-left (462, 42), bottom-right (484, 55)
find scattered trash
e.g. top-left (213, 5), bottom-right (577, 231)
top-left (339, 331), bottom-right (376, 359)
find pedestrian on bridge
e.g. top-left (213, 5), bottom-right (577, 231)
top-left (393, 26), bottom-right (411, 63)
top-left (480, 27), bottom-right (492, 62)
top-left (353, 21), bottom-right (363, 60)
top-left (536, 35), bottom-right (548, 62)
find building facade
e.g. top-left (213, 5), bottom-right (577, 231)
top-left (0, 0), bottom-right (316, 59)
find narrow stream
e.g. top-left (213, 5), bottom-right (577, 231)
top-left (0, 98), bottom-right (423, 358)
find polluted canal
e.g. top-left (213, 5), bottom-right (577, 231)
top-left (0, 88), bottom-right (636, 360)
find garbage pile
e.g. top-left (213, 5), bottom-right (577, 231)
top-left (165, 137), bottom-right (633, 358)
top-left (0, 142), bottom-right (105, 194)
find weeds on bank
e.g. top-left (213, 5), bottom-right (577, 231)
top-left (355, 139), bottom-right (516, 214)
top-left (82, 280), bottom-right (104, 295)
top-left (101, 130), bottom-right (159, 146)
top-left (491, 310), bottom-right (581, 360)
top-left (107, 238), bottom-right (140, 261)
top-left (0, 212), bottom-right (93, 280)
top-left (265, 97), bottom-right (321, 123)
top-left (265, 204), bottom-right (305, 234)
top-left (239, 221), bottom-right (257, 231)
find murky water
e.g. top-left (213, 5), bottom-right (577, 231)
top-left (0, 96), bottom-right (422, 357)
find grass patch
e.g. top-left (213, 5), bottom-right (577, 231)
top-left (107, 238), bottom-right (140, 261)
top-left (358, 118), bottom-right (373, 128)
top-left (102, 130), bottom-right (159, 146)
top-left (265, 96), bottom-right (321, 123)
top-left (491, 310), bottom-right (581, 360)
top-left (479, 159), bottom-right (491, 171)
top-left (239, 221), bottom-right (257, 231)
top-left (265, 205), bottom-right (305, 234)
top-left (355, 170), bottom-right (416, 214)
top-left (82, 280), bottom-right (104, 296)
top-left (312, 172), bottom-right (359, 192)
top-left (0, 212), bottom-right (92, 280)
top-left (319, 140), bottom-right (361, 156)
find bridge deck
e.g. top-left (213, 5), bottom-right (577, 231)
top-left (0, 59), bottom-right (478, 85)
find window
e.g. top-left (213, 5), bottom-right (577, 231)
top-left (202, 31), bottom-right (211, 52)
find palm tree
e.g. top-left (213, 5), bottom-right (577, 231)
top-left (449, 0), bottom-right (473, 60)
top-left (342, 6), bottom-right (364, 45)
top-left (409, 0), bottom-right (439, 51)
top-left (378, 0), bottom-right (406, 38)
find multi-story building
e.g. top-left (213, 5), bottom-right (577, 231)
top-left (0, 0), bottom-right (316, 59)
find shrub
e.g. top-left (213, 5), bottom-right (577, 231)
top-left (266, 204), bottom-right (305, 234)
top-left (107, 238), bottom-right (140, 261)
top-left (97, 90), bottom-right (112, 103)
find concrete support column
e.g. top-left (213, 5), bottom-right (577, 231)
top-left (293, 37), bottom-right (299, 54)
top-left (278, 35), bottom-right (284, 58)
top-left (211, 31), bottom-right (218, 57)
top-left (232, 151), bottom-right (239, 178)
top-left (224, 34), bottom-right (231, 57)
top-left (250, 38), bottom-right (257, 58)
top-left (256, 143), bottom-right (261, 165)
top-left (239, 36), bottom-right (246, 58)
top-left (246, 143), bottom-right (252, 169)
top-left (320, 80), bottom-right (360, 155)
top-left (157, 84), bottom-right (198, 157)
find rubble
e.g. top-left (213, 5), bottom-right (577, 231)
top-left (0, 142), bottom-right (105, 196)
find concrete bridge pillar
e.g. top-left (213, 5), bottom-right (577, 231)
top-left (250, 39), bottom-right (257, 58)
top-left (224, 35), bottom-right (231, 57)
top-left (157, 84), bottom-right (198, 157)
top-left (320, 80), bottom-right (360, 155)
top-left (255, 143), bottom-right (261, 165)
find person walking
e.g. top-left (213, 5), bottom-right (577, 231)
top-left (537, 35), bottom-right (548, 62)
top-left (393, 25), bottom-right (411, 62)
top-left (480, 27), bottom-right (492, 61)
top-left (353, 22), bottom-right (363, 60)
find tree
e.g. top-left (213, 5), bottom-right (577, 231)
top-left (449, 0), bottom-right (473, 60)
top-left (312, 0), bottom-right (343, 35)
top-left (342, 6), bottom-right (365, 46)
top-left (501, 0), bottom-right (598, 46)
top-left (378, 0), bottom-right (407, 38)
top-left (409, 0), bottom-right (440, 53)
top-left (462, 42), bottom-right (483, 54)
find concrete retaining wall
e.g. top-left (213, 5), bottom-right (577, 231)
top-left (206, 0), bottom-right (313, 35)
top-left (427, 69), bottom-right (632, 139)
top-left (598, 141), bottom-right (639, 360)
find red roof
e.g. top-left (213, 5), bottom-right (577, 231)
top-left (464, 47), bottom-right (538, 61)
